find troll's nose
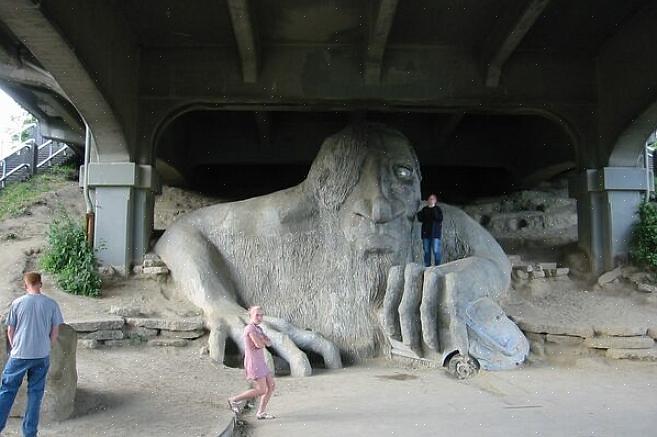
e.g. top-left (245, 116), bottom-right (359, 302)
top-left (370, 197), bottom-right (394, 223)
top-left (354, 197), bottom-right (394, 224)
top-left (352, 157), bottom-right (400, 223)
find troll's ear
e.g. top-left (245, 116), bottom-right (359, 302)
top-left (306, 126), bottom-right (367, 210)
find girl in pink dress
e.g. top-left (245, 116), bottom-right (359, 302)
top-left (228, 306), bottom-right (276, 419)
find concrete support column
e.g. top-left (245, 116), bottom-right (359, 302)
top-left (85, 162), bottom-right (159, 274)
top-left (570, 167), bottom-right (652, 274)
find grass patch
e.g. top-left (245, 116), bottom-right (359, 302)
top-left (0, 164), bottom-right (76, 220)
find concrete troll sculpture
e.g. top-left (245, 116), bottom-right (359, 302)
top-left (155, 124), bottom-right (528, 378)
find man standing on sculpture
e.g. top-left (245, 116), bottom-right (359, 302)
top-left (417, 194), bottom-right (443, 267)
top-left (0, 272), bottom-right (64, 437)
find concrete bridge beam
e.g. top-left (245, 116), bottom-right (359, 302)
top-left (570, 167), bottom-right (652, 275)
top-left (0, 0), bottom-right (130, 161)
top-left (85, 163), bottom-right (158, 274)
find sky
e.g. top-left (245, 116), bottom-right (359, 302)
top-left (0, 88), bottom-right (31, 160)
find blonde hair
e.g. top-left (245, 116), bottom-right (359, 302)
top-left (248, 305), bottom-right (262, 316)
top-left (23, 272), bottom-right (42, 286)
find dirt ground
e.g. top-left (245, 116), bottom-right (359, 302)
top-left (1, 180), bottom-right (657, 436)
top-left (1, 346), bottom-right (242, 437)
top-left (502, 276), bottom-right (657, 342)
top-left (0, 182), bottom-right (240, 437)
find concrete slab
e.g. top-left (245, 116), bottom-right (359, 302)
top-left (584, 336), bottom-right (655, 350)
top-left (593, 325), bottom-right (648, 336)
top-left (243, 360), bottom-right (657, 437)
top-left (606, 348), bottom-right (657, 360)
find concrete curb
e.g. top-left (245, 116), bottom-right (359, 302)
top-left (216, 414), bottom-right (236, 437)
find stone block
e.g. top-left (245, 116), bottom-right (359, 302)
top-left (132, 265), bottom-right (144, 275)
top-left (606, 348), bottom-right (657, 361)
top-left (593, 325), bottom-right (647, 337)
top-left (538, 262), bottom-right (557, 270)
top-left (143, 253), bottom-right (160, 261)
top-left (68, 317), bottom-right (125, 332)
top-left (143, 258), bottom-right (166, 268)
top-left (543, 342), bottom-right (591, 358)
top-left (99, 265), bottom-right (117, 277)
top-left (597, 266), bottom-right (622, 286)
top-left (512, 269), bottom-right (529, 280)
top-left (109, 305), bottom-right (145, 317)
top-left (3, 325), bottom-right (77, 421)
top-left (124, 325), bottom-right (158, 338)
top-left (531, 270), bottom-right (546, 279)
top-left (628, 272), bottom-right (650, 284)
top-left (159, 329), bottom-right (206, 339)
top-left (545, 334), bottom-right (584, 346)
top-left (143, 266), bottom-right (169, 275)
top-left (78, 339), bottom-right (100, 349)
top-left (525, 333), bottom-right (545, 357)
top-left (554, 268), bottom-right (570, 277)
top-left (518, 320), bottom-right (594, 338)
top-left (148, 338), bottom-right (188, 347)
top-left (126, 317), bottom-right (204, 331)
top-left (81, 329), bottom-right (124, 340)
top-left (637, 283), bottom-right (657, 293)
top-left (584, 336), bottom-right (655, 350)
top-left (105, 339), bottom-right (143, 347)
top-left (507, 255), bottom-right (523, 266)
top-left (647, 327), bottom-right (657, 339)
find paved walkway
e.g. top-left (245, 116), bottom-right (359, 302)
top-left (244, 358), bottom-right (657, 437)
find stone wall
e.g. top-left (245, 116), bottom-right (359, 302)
top-left (70, 316), bottom-right (206, 350)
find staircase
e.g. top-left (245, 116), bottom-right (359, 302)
top-left (0, 123), bottom-right (76, 189)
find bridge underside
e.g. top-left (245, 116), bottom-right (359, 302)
top-left (0, 0), bottom-right (656, 274)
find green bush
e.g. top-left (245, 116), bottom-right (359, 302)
top-left (40, 213), bottom-right (102, 296)
top-left (631, 202), bottom-right (657, 270)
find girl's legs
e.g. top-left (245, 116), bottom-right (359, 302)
top-left (256, 374), bottom-right (276, 416)
top-left (230, 378), bottom-right (267, 404)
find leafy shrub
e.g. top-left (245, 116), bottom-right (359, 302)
top-left (41, 213), bottom-right (102, 296)
top-left (631, 202), bottom-right (657, 270)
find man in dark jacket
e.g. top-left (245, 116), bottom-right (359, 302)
top-left (417, 194), bottom-right (443, 267)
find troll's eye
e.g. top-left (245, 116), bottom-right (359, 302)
top-left (395, 165), bottom-right (414, 181)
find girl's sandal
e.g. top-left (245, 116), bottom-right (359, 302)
top-left (227, 399), bottom-right (241, 414)
top-left (256, 412), bottom-right (276, 420)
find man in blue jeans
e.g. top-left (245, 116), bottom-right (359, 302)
top-left (0, 272), bottom-right (64, 437)
top-left (417, 194), bottom-right (443, 267)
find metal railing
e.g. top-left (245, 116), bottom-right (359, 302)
top-left (0, 144), bottom-right (31, 188)
top-left (37, 143), bottom-right (69, 168)
top-left (0, 164), bottom-right (30, 188)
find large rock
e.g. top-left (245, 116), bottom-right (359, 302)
top-left (1, 324), bottom-right (78, 421)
